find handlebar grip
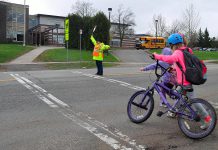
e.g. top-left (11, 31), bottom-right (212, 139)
top-left (149, 54), bottom-right (155, 60)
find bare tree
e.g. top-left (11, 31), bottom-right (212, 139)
top-left (165, 19), bottom-right (183, 36)
top-left (112, 5), bottom-right (135, 47)
top-left (181, 3), bottom-right (200, 46)
top-left (71, 0), bottom-right (96, 17)
top-left (152, 14), bottom-right (167, 37)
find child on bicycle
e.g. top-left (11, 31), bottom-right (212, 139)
top-left (140, 47), bottom-right (176, 107)
top-left (152, 33), bottom-right (211, 129)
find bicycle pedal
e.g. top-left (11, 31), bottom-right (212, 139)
top-left (156, 111), bottom-right (164, 117)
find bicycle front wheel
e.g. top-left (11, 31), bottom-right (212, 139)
top-left (127, 90), bottom-right (154, 123)
top-left (178, 98), bottom-right (217, 139)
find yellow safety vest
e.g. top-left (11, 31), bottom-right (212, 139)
top-left (90, 35), bottom-right (110, 61)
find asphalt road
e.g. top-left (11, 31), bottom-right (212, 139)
top-left (0, 63), bottom-right (218, 150)
top-left (111, 49), bottom-right (152, 63)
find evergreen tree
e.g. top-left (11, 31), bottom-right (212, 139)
top-left (68, 14), bottom-right (83, 49)
top-left (67, 12), bottom-right (110, 50)
top-left (197, 28), bottom-right (204, 48)
top-left (92, 12), bottom-right (110, 45)
top-left (81, 16), bottom-right (94, 50)
top-left (203, 28), bottom-right (211, 48)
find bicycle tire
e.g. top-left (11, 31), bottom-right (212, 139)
top-left (127, 90), bottom-right (154, 123)
top-left (178, 98), bottom-right (217, 139)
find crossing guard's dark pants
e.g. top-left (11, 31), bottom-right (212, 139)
top-left (96, 60), bottom-right (103, 75)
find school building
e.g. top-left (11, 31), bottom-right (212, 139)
top-left (0, 1), bottom-right (136, 48)
top-left (0, 1), bottom-right (65, 46)
top-left (0, 1), bottom-right (29, 43)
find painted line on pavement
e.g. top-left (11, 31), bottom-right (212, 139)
top-left (11, 73), bottom-right (147, 150)
top-left (71, 71), bottom-right (146, 91)
top-left (71, 71), bottom-right (218, 109)
top-left (209, 101), bottom-right (218, 106)
top-left (214, 105), bottom-right (218, 109)
top-left (10, 74), bottom-right (58, 108)
top-left (61, 111), bottom-right (146, 150)
top-left (15, 74), bottom-right (69, 107)
top-left (72, 71), bottom-right (146, 91)
top-left (73, 111), bottom-right (147, 150)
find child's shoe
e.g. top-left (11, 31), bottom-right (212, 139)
top-left (160, 102), bottom-right (167, 108)
top-left (167, 111), bottom-right (176, 118)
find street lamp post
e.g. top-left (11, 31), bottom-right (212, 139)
top-left (155, 19), bottom-right (158, 49)
top-left (107, 8), bottom-right (112, 55)
top-left (79, 29), bottom-right (82, 67)
top-left (23, 0), bottom-right (26, 46)
top-left (108, 8), bottom-right (112, 22)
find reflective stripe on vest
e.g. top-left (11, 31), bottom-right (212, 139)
top-left (93, 44), bottom-right (103, 60)
top-left (93, 51), bottom-right (99, 56)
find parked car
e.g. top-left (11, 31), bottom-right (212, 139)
top-left (135, 41), bottom-right (142, 50)
top-left (206, 48), bottom-right (212, 51)
top-left (193, 47), bottom-right (200, 51)
top-left (207, 48), bottom-right (218, 51)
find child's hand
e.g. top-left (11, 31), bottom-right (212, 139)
top-left (140, 67), bottom-right (145, 71)
top-left (140, 67), bottom-right (149, 71)
top-left (149, 54), bottom-right (155, 60)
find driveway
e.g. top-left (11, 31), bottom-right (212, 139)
top-left (111, 49), bottom-right (153, 64)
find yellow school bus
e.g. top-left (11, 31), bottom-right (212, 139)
top-left (136, 36), bottom-right (166, 49)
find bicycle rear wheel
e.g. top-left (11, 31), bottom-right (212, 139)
top-left (127, 90), bottom-right (154, 123)
top-left (178, 98), bottom-right (217, 139)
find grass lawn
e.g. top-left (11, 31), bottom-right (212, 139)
top-left (149, 49), bottom-right (218, 60)
top-left (34, 48), bottom-right (119, 62)
top-left (0, 44), bottom-right (35, 63)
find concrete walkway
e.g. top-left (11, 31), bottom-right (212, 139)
top-left (9, 46), bottom-right (63, 64)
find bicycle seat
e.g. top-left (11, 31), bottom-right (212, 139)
top-left (181, 85), bottom-right (193, 92)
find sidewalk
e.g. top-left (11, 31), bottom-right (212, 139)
top-left (9, 46), bottom-right (63, 64)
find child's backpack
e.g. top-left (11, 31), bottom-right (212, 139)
top-left (176, 48), bottom-right (207, 85)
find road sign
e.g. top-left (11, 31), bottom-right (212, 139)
top-left (65, 18), bottom-right (69, 41)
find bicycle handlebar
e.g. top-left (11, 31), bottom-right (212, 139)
top-left (154, 60), bottom-right (171, 80)
top-left (144, 50), bottom-right (171, 79)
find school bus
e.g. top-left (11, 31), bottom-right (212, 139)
top-left (135, 36), bottom-right (166, 49)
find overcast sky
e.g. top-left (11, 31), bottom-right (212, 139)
top-left (6, 0), bottom-right (218, 37)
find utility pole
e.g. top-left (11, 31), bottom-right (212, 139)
top-left (23, 0), bottom-right (26, 46)
top-left (79, 29), bottom-right (82, 67)
top-left (155, 19), bottom-right (158, 49)
top-left (107, 8), bottom-right (112, 56)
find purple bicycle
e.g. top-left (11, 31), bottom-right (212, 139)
top-left (127, 60), bottom-right (217, 139)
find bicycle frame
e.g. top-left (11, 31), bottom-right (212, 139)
top-left (143, 60), bottom-right (199, 120)
top-left (128, 59), bottom-right (217, 139)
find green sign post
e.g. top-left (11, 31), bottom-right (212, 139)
top-left (65, 18), bottom-right (69, 61)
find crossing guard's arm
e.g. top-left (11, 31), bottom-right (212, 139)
top-left (90, 35), bottom-right (97, 46)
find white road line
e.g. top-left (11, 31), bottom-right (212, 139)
top-left (10, 74), bottom-right (58, 108)
top-left (47, 94), bottom-right (69, 107)
top-left (209, 101), bottom-right (218, 106)
top-left (15, 74), bottom-right (69, 107)
top-left (62, 112), bottom-right (136, 150)
top-left (75, 111), bottom-right (147, 150)
top-left (71, 71), bottom-right (146, 91)
top-left (11, 73), bottom-right (147, 149)
top-left (70, 71), bottom-right (217, 108)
